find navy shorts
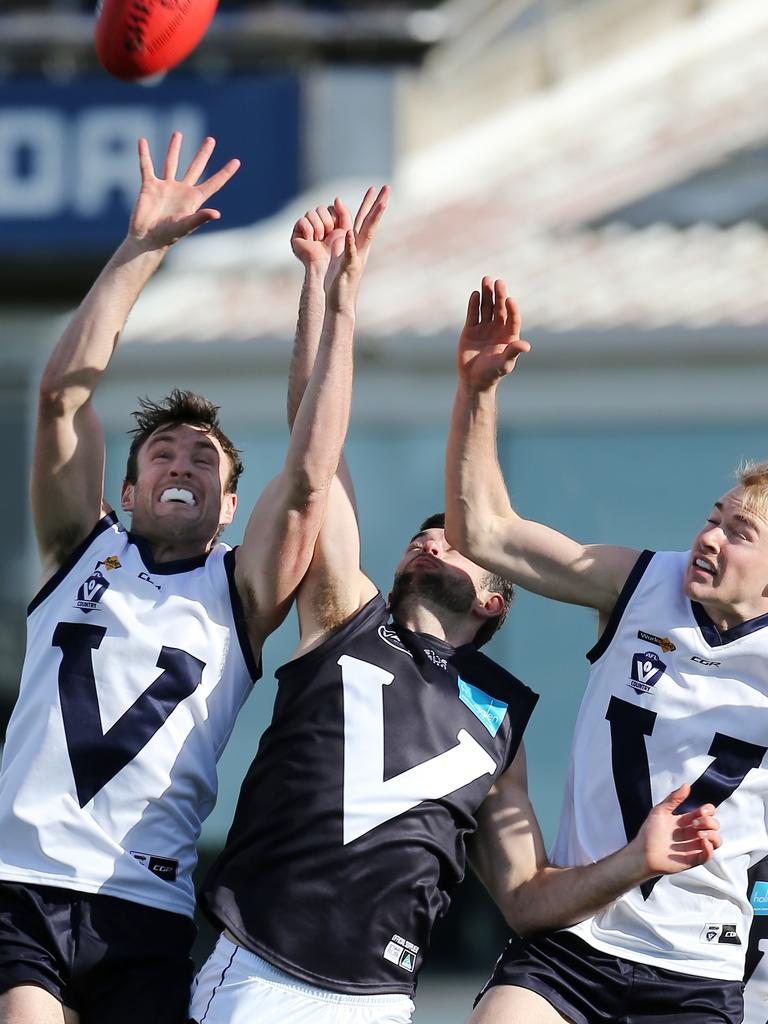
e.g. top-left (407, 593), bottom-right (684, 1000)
top-left (477, 930), bottom-right (744, 1024)
top-left (0, 880), bottom-right (195, 1023)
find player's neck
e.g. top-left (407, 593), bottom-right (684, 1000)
top-left (134, 530), bottom-right (213, 564)
top-left (393, 600), bottom-right (478, 647)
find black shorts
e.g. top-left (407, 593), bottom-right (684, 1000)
top-left (0, 880), bottom-right (195, 1023)
top-left (477, 930), bottom-right (744, 1024)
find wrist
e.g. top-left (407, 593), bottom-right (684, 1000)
top-left (615, 838), bottom-right (653, 886)
top-left (304, 261), bottom-right (328, 282)
top-left (118, 235), bottom-right (170, 265)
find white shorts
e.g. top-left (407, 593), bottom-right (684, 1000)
top-left (189, 934), bottom-right (415, 1024)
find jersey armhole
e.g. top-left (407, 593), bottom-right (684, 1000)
top-left (27, 511), bottom-right (121, 616)
top-left (224, 547), bottom-right (262, 683)
top-left (586, 549), bottom-right (655, 664)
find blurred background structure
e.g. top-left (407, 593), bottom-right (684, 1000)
top-left (1, 0), bottom-right (766, 1017)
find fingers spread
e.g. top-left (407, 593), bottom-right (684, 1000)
top-left (162, 130), bottom-right (183, 180)
top-left (465, 290), bottom-right (481, 329)
top-left (353, 186), bottom-right (377, 233)
top-left (197, 158), bottom-right (241, 205)
top-left (137, 137), bottom-right (155, 182)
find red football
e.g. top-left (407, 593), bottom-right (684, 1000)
top-left (95, 0), bottom-right (219, 81)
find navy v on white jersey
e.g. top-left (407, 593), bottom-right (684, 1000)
top-left (0, 511), bottom-right (259, 919)
top-left (555, 550), bottom-right (768, 981)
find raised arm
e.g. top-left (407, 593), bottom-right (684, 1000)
top-left (470, 751), bottom-right (720, 935)
top-left (234, 189), bottom-right (388, 651)
top-left (31, 132), bottom-right (239, 580)
top-left (444, 277), bottom-right (638, 614)
top-left (284, 188), bottom-right (389, 653)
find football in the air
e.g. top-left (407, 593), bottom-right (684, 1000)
top-left (95, 0), bottom-right (219, 81)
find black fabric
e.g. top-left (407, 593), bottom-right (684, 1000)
top-left (0, 880), bottom-right (195, 1023)
top-left (745, 854), bottom-right (768, 988)
top-left (478, 929), bottom-right (744, 1024)
top-left (201, 594), bottom-right (537, 996)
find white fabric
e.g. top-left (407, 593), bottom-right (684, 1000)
top-left (554, 551), bottom-right (768, 981)
top-left (189, 935), bottom-right (415, 1024)
top-left (0, 516), bottom-right (254, 917)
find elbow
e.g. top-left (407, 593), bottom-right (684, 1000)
top-left (287, 469), bottom-right (333, 511)
top-left (37, 381), bottom-right (75, 421)
top-left (499, 887), bottom-right (537, 937)
top-left (445, 510), bottom-right (493, 564)
top-left (38, 375), bottom-right (95, 421)
top-left (444, 503), bottom-right (480, 554)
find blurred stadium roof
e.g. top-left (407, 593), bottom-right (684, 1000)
top-left (123, 0), bottom-right (768, 342)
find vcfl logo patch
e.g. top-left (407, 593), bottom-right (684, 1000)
top-left (74, 568), bottom-right (110, 613)
top-left (629, 651), bottom-right (666, 695)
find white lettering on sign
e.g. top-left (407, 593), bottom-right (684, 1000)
top-left (0, 105), bottom-right (204, 220)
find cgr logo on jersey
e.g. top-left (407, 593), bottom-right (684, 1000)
top-left (75, 567), bottom-right (110, 613)
top-left (752, 882), bottom-right (768, 915)
top-left (382, 934), bottom-right (419, 972)
top-left (636, 630), bottom-right (676, 653)
top-left (629, 651), bottom-right (666, 694)
top-left (700, 923), bottom-right (741, 945)
top-left (377, 625), bottom-right (413, 657)
top-left (130, 850), bottom-right (178, 883)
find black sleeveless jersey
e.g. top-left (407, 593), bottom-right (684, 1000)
top-left (200, 595), bottom-right (538, 995)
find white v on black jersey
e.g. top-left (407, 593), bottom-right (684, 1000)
top-left (0, 513), bottom-right (259, 918)
top-left (201, 594), bottom-right (538, 995)
top-left (554, 550), bottom-right (768, 981)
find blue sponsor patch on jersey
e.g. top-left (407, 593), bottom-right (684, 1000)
top-left (457, 679), bottom-right (507, 736)
top-left (751, 881), bottom-right (768, 915)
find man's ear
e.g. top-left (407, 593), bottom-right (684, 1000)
top-left (475, 593), bottom-right (504, 620)
top-left (121, 480), bottom-right (134, 512)
top-left (220, 492), bottom-right (237, 527)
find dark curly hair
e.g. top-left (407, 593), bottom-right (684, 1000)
top-left (125, 389), bottom-right (244, 492)
top-left (416, 513), bottom-right (514, 648)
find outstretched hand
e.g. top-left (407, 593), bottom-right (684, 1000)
top-left (458, 277), bottom-right (531, 392)
top-left (291, 186), bottom-right (388, 276)
top-left (321, 186), bottom-right (389, 312)
top-left (128, 132), bottom-right (240, 251)
top-left (631, 783), bottom-right (721, 877)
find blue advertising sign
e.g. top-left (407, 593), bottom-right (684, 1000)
top-left (0, 75), bottom-right (300, 254)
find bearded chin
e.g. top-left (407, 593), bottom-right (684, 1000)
top-left (389, 568), bottom-right (476, 619)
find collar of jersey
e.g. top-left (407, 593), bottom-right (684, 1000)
top-left (127, 529), bottom-right (211, 574)
top-left (691, 600), bottom-right (768, 647)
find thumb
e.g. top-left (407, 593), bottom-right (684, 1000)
top-left (656, 782), bottom-right (691, 814)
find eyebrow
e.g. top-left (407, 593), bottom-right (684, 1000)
top-left (146, 432), bottom-right (217, 453)
top-left (714, 501), bottom-right (761, 532)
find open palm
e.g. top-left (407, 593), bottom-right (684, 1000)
top-left (459, 276), bottom-right (531, 391)
top-left (129, 132), bottom-right (240, 250)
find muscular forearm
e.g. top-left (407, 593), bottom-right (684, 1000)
top-left (283, 300), bottom-right (355, 499)
top-left (504, 843), bottom-right (653, 936)
top-left (40, 237), bottom-right (165, 409)
top-left (287, 263), bottom-right (326, 429)
top-left (445, 380), bottom-right (516, 554)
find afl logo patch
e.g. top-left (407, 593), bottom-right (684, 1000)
top-left (629, 651), bottom-right (666, 694)
top-left (75, 568), bottom-right (110, 613)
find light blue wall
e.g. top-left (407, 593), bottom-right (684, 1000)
top-left (103, 418), bottom-right (768, 850)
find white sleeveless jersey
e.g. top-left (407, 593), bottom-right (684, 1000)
top-left (0, 513), bottom-right (258, 918)
top-left (551, 550), bottom-right (768, 981)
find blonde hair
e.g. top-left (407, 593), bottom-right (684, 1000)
top-left (737, 460), bottom-right (768, 520)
